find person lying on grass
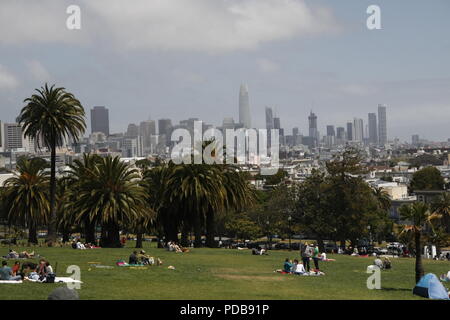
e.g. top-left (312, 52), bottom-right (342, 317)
top-left (4, 249), bottom-right (35, 259)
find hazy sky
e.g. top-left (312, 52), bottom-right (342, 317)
top-left (0, 0), bottom-right (449, 142)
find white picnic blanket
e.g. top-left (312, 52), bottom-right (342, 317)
top-left (25, 277), bottom-right (83, 284)
top-left (0, 280), bottom-right (23, 284)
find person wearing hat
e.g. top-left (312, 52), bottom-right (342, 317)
top-left (48, 287), bottom-right (79, 300)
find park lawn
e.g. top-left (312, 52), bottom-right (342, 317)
top-left (0, 242), bottom-right (449, 300)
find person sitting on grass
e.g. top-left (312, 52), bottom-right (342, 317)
top-left (283, 258), bottom-right (292, 273)
top-left (374, 256), bottom-right (383, 269)
top-left (383, 257), bottom-right (392, 270)
top-left (11, 261), bottom-right (20, 276)
top-left (0, 261), bottom-right (22, 281)
top-left (37, 259), bottom-right (49, 280)
top-left (137, 250), bottom-right (154, 265)
top-left (129, 251), bottom-right (139, 265)
top-left (292, 260), bottom-right (306, 275)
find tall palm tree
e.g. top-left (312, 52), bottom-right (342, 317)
top-left (3, 157), bottom-right (49, 244)
top-left (74, 156), bottom-right (150, 248)
top-left (18, 83), bottom-right (86, 245)
top-left (399, 202), bottom-right (435, 283)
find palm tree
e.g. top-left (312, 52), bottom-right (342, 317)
top-left (373, 186), bottom-right (392, 211)
top-left (64, 153), bottom-right (102, 243)
top-left (18, 83), bottom-right (86, 245)
top-left (167, 164), bottom-right (225, 247)
top-left (142, 164), bottom-right (177, 243)
top-left (74, 156), bottom-right (150, 248)
top-left (399, 202), bottom-right (435, 283)
top-left (3, 157), bottom-right (49, 244)
top-left (431, 192), bottom-right (450, 233)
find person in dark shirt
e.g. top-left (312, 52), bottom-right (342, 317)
top-left (129, 251), bottom-right (138, 265)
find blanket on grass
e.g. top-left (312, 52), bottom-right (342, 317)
top-left (0, 280), bottom-right (23, 284)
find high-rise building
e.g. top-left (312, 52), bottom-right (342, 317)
top-left (158, 119), bottom-right (173, 136)
top-left (158, 119), bottom-right (173, 147)
top-left (378, 104), bottom-right (387, 145)
top-left (239, 84), bottom-right (251, 128)
top-left (90, 106), bottom-right (109, 136)
top-left (308, 111), bottom-right (318, 139)
top-left (368, 113), bottom-right (378, 144)
top-left (3, 123), bottom-right (23, 149)
top-left (126, 123), bottom-right (139, 138)
top-left (353, 118), bottom-right (364, 142)
top-left (336, 127), bottom-right (345, 145)
top-left (412, 134), bottom-right (420, 146)
top-left (139, 120), bottom-right (156, 153)
top-left (326, 125), bottom-right (335, 137)
top-left (265, 107), bottom-right (274, 149)
top-left (346, 122), bottom-right (353, 141)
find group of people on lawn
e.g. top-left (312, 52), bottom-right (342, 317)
top-left (279, 243), bottom-right (327, 275)
top-left (0, 258), bottom-right (53, 282)
top-left (128, 250), bottom-right (162, 266)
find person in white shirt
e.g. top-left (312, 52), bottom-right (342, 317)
top-left (320, 252), bottom-right (327, 261)
top-left (293, 260), bottom-right (306, 275)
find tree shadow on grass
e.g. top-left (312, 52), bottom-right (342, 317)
top-left (381, 287), bottom-right (411, 292)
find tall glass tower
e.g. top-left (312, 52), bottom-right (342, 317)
top-left (239, 84), bottom-right (251, 129)
top-left (378, 104), bottom-right (387, 145)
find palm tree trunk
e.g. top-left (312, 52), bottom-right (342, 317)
top-left (415, 231), bottom-right (424, 283)
top-left (180, 223), bottom-right (189, 247)
top-left (85, 220), bottom-right (96, 244)
top-left (46, 139), bottom-right (57, 245)
top-left (205, 209), bottom-right (215, 248)
top-left (193, 213), bottom-right (202, 248)
top-left (135, 232), bottom-right (143, 248)
top-left (28, 223), bottom-right (38, 244)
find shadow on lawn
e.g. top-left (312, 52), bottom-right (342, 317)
top-left (381, 287), bottom-right (411, 292)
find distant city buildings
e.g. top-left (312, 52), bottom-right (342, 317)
top-left (368, 113), bottom-right (378, 144)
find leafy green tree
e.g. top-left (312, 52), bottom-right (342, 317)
top-left (292, 170), bottom-right (336, 251)
top-left (18, 84), bottom-right (86, 244)
top-left (2, 157), bottom-right (49, 243)
top-left (225, 213), bottom-right (262, 241)
top-left (410, 167), bottom-right (444, 191)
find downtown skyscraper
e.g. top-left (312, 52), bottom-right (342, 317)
top-left (91, 106), bottom-right (110, 136)
top-left (239, 84), bottom-right (251, 129)
top-left (378, 104), bottom-right (387, 145)
top-left (368, 113), bottom-right (378, 144)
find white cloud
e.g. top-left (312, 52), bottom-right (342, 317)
top-left (26, 60), bottom-right (51, 82)
top-left (0, 65), bottom-right (19, 89)
top-left (257, 58), bottom-right (280, 73)
top-left (0, 1), bottom-right (87, 45)
top-left (0, 0), bottom-right (340, 53)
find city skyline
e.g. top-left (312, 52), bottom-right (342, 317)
top-left (0, 1), bottom-right (449, 141)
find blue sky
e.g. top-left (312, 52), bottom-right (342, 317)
top-left (0, 0), bottom-right (449, 142)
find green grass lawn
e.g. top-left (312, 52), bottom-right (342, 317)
top-left (1, 242), bottom-right (449, 300)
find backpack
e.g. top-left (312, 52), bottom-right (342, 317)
top-left (45, 273), bottom-right (56, 283)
